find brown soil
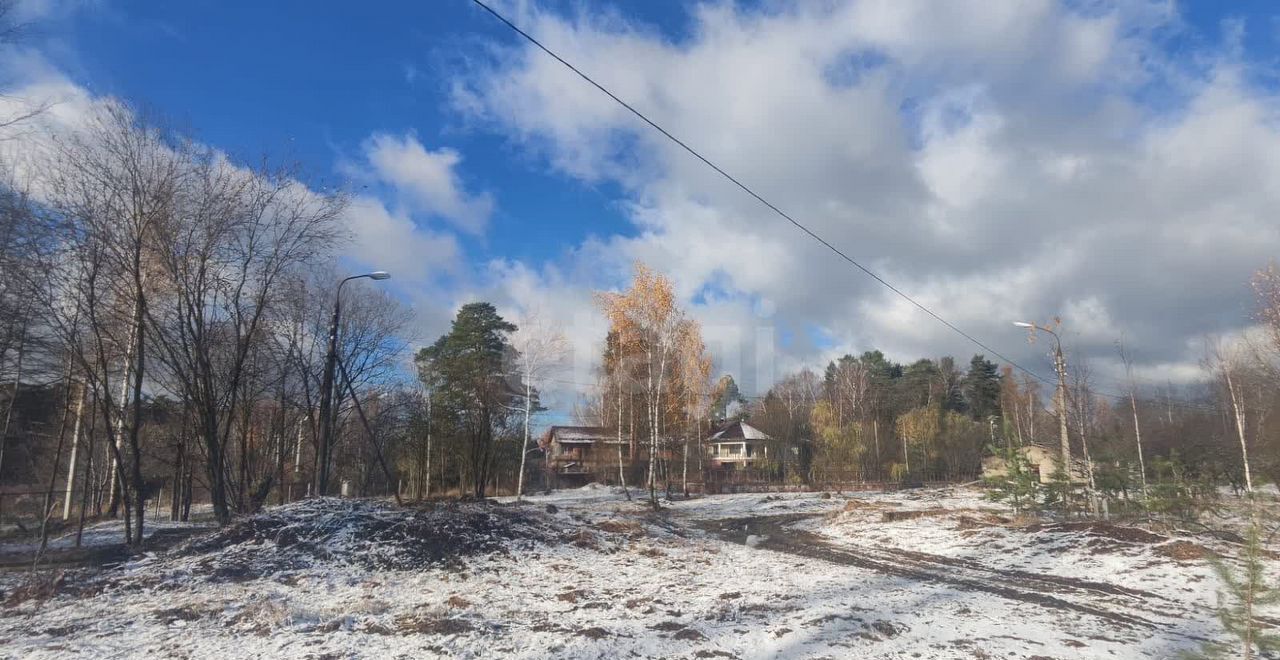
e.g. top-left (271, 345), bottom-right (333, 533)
top-left (556, 589), bottom-right (587, 603)
top-left (394, 614), bottom-right (475, 636)
top-left (954, 513), bottom-right (1010, 530)
top-left (595, 519), bottom-right (644, 537)
top-left (881, 508), bottom-right (950, 522)
top-left (1156, 540), bottom-right (1209, 561)
top-left (1026, 521), bottom-right (1166, 544)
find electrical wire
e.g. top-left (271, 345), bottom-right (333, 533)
top-left (469, 0), bottom-right (1221, 414)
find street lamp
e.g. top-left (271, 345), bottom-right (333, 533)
top-left (1012, 320), bottom-right (1071, 478)
top-left (315, 271), bottom-right (390, 496)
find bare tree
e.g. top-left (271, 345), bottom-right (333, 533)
top-left (145, 152), bottom-right (345, 524)
top-left (1209, 339), bottom-right (1257, 495)
top-left (1117, 337), bottom-right (1149, 503)
top-left (1068, 358), bottom-right (1100, 516)
top-left (507, 309), bottom-right (567, 501)
top-left (34, 101), bottom-right (187, 545)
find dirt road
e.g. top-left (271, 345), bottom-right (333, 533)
top-left (697, 513), bottom-right (1213, 648)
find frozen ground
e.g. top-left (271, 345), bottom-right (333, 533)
top-left (0, 485), bottom-right (1269, 659)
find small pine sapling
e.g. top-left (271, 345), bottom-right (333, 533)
top-left (1191, 513), bottom-right (1280, 659)
top-left (984, 443), bottom-right (1040, 516)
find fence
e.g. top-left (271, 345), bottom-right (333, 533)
top-left (688, 468), bottom-right (981, 495)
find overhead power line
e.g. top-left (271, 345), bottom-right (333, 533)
top-left (468, 0), bottom-right (1219, 414)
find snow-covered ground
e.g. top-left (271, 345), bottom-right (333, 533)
top-left (0, 485), bottom-right (1266, 659)
top-left (0, 517), bottom-right (216, 556)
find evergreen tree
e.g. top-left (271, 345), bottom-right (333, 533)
top-left (711, 374), bottom-right (747, 421)
top-left (1193, 514), bottom-right (1280, 659)
top-left (899, 359), bottom-right (941, 409)
top-left (962, 354), bottom-right (1002, 421)
top-left (419, 302), bottom-right (518, 498)
top-left (984, 441), bottom-right (1041, 515)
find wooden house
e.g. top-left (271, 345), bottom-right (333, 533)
top-left (540, 426), bottom-right (633, 487)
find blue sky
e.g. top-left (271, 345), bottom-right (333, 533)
top-left (51, 1), bottom-right (647, 266)
top-left (38, 0), bottom-right (1275, 271)
top-left (7, 0), bottom-right (1280, 402)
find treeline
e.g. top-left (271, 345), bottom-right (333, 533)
top-left (742, 264), bottom-right (1280, 519)
top-left (0, 102), bottom-right (377, 545)
top-left (743, 352), bottom-right (1003, 483)
top-left (0, 100), bottom-right (568, 547)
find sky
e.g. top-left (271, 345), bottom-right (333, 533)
top-left (4, 0), bottom-right (1280, 414)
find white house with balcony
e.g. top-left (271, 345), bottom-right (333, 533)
top-left (706, 421), bottom-right (773, 470)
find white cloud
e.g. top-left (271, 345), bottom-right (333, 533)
top-left (0, 51), bottom-right (469, 352)
top-left (451, 0), bottom-right (1280, 396)
top-left (343, 195), bottom-right (463, 283)
top-left (360, 132), bottom-right (494, 235)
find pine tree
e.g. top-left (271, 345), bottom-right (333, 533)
top-left (1193, 512), bottom-right (1280, 659)
top-left (962, 355), bottom-right (1002, 421)
top-left (984, 441), bottom-right (1040, 515)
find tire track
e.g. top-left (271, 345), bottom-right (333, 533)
top-left (697, 513), bottom-right (1209, 643)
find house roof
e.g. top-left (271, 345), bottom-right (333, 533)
top-left (707, 420), bottom-right (772, 442)
top-left (545, 425), bottom-right (611, 439)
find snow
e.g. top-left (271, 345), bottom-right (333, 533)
top-left (0, 486), bottom-right (1263, 658)
top-left (0, 516), bottom-right (215, 555)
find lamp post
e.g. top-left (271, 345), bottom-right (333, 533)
top-left (1013, 321), bottom-right (1071, 478)
top-left (315, 271), bottom-right (390, 496)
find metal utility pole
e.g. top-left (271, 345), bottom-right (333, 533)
top-left (314, 271), bottom-right (390, 496)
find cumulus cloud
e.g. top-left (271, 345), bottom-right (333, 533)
top-left (452, 0), bottom-right (1280, 395)
top-left (0, 51), bottom-right (471, 363)
top-left (360, 132), bottom-right (494, 235)
top-left (343, 195), bottom-right (463, 283)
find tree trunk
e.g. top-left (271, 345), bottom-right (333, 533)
top-left (1224, 368), bottom-right (1254, 494)
top-left (516, 378), bottom-right (531, 501)
top-left (37, 367), bottom-right (78, 560)
top-left (62, 383), bottom-right (86, 520)
top-left (0, 316), bottom-right (29, 487)
top-left (1076, 401), bottom-right (1099, 517)
top-left (1128, 391), bottom-right (1149, 502)
top-left (616, 386), bottom-right (629, 499)
top-left (424, 393), bottom-right (432, 499)
top-left (75, 390), bottom-right (97, 548)
top-left (106, 314), bottom-right (139, 518)
top-left (127, 288), bottom-right (147, 547)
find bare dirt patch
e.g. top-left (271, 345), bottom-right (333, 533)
top-left (394, 613), bottom-right (475, 636)
top-left (2, 571), bottom-right (65, 607)
top-left (1156, 540), bottom-right (1209, 561)
top-left (881, 508), bottom-right (950, 522)
top-left (173, 498), bottom-right (564, 580)
top-left (1026, 521), bottom-right (1166, 545)
top-left (595, 519), bottom-right (644, 537)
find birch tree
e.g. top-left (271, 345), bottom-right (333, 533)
top-left (508, 309), bottom-right (567, 501)
top-left (675, 320), bottom-right (710, 496)
top-left (1117, 338), bottom-right (1149, 502)
top-left (1210, 340), bottom-right (1256, 495)
top-left (596, 263), bottom-right (686, 511)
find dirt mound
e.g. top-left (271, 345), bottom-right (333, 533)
top-left (1156, 540), bottom-right (1209, 561)
top-left (881, 508), bottom-right (950, 522)
top-left (954, 513), bottom-right (1009, 530)
top-left (174, 498), bottom-right (559, 579)
top-left (1027, 521), bottom-right (1166, 545)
